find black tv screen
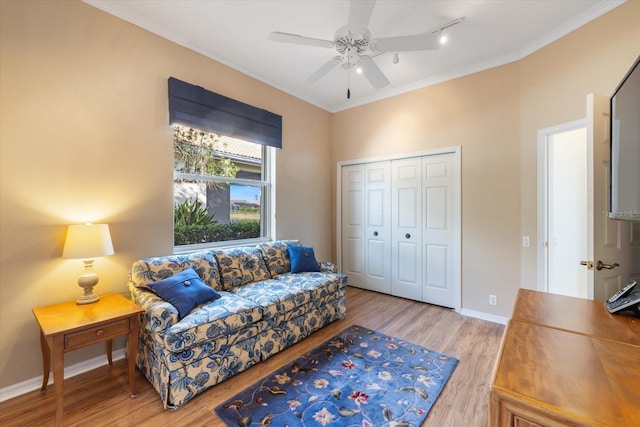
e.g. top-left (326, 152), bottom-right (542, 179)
top-left (609, 55), bottom-right (640, 221)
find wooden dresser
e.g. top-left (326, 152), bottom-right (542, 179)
top-left (489, 289), bottom-right (640, 427)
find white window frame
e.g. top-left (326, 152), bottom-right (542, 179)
top-left (173, 144), bottom-right (276, 253)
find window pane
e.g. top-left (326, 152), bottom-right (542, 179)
top-left (173, 124), bottom-right (269, 248)
top-left (173, 124), bottom-right (261, 178)
top-left (174, 180), bottom-right (262, 245)
top-left (231, 184), bottom-right (261, 221)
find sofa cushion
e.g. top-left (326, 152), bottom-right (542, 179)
top-left (257, 240), bottom-right (300, 277)
top-left (288, 245), bottom-right (321, 273)
top-left (130, 250), bottom-right (222, 290)
top-left (161, 291), bottom-right (264, 353)
top-left (147, 268), bottom-right (221, 320)
top-left (231, 272), bottom-right (346, 321)
top-left (215, 247), bottom-right (270, 290)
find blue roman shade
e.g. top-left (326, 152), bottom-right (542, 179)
top-left (168, 77), bottom-right (282, 149)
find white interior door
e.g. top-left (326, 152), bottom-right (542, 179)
top-left (588, 93), bottom-right (640, 300)
top-left (339, 147), bottom-right (461, 311)
top-left (364, 162), bottom-right (392, 293)
top-left (341, 164), bottom-right (365, 289)
top-left (391, 157), bottom-right (422, 300)
top-left (422, 154), bottom-right (458, 308)
top-left (546, 127), bottom-right (588, 298)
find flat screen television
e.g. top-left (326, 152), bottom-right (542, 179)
top-left (609, 55), bottom-right (640, 221)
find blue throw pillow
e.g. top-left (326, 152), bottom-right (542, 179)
top-left (147, 267), bottom-right (221, 319)
top-left (288, 246), bottom-right (321, 273)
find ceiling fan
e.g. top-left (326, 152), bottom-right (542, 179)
top-left (268, 0), bottom-right (464, 97)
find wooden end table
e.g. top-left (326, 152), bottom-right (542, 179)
top-left (33, 293), bottom-right (144, 427)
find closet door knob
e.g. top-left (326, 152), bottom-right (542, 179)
top-left (373, 231), bottom-right (378, 236)
top-left (405, 233), bottom-right (411, 239)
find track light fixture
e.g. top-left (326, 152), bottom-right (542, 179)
top-left (432, 17), bottom-right (464, 46)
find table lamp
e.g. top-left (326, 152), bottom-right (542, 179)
top-left (62, 223), bottom-right (114, 304)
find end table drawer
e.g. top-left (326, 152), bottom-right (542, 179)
top-left (65, 319), bottom-right (130, 350)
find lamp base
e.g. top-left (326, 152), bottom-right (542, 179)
top-left (76, 259), bottom-right (100, 305)
top-left (77, 293), bottom-right (100, 305)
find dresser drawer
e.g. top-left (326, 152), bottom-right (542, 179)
top-left (64, 319), bottom-right (130, 350)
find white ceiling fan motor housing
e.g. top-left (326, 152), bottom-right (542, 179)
top-left (335, 26), bottom-right (370, 69)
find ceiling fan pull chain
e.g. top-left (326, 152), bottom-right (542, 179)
top-left (347, 53), bottom-right (351, 99)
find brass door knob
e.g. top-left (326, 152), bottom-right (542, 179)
top-left (596, 260), bottom-right (619, 271)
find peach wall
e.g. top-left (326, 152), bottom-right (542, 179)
top-left (331, 64), bottom-right (522, 316)
top-left (518, 1), bottom-right (640, 292)
top-left (0, 0), bottom-right (331, 388)
top-left (331, 1), bottom-right (640, 318)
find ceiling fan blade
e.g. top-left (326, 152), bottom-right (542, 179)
top-left (268, 32), bottom-right (335, 49)
top-left (370, 33), bottom-right (440, 52)
top-left (348, 0), bottom-right (376, 37)
top-left (305, 57), bottom-right (341, 84)
top-left (358, 55), bottom-right (390, 89)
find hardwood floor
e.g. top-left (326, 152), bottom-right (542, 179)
top-left (0, 287), bottom-right (505, 426)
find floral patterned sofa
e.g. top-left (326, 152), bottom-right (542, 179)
top-left (127, 240), bottom-right (347, 409)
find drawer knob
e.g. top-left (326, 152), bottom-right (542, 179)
top-left (96, 329), bottom-right (104, 336)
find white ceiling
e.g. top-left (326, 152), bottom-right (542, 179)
top-left (85, 0), bottom-right (623, 112)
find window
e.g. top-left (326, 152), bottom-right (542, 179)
top-left (173, 125), bottom-right (273, 249)
top-left (168, 77), bottom-right (281, 250)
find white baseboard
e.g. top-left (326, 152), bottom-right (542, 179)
top-left (0, 349), bottom-right (126, 403)
top-left (1, 309), bottom-right (506, 402)
top-left (459, 308), bottom-right (509, 325)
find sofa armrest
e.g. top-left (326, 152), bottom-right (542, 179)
top-left (319, 261), bottom-right (339, 274)
top-left (129, 282), bottom-right (179, 332)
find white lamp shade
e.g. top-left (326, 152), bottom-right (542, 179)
top-left (62, 223), bottom-right (114, 260)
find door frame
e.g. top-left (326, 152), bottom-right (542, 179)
top-left (336, 146), bottom-right (461, 312)
top-left (536, 118), bottom-right (589, 296)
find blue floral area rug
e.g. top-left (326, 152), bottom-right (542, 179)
top-left (214, 325), bottom-right (459, 426)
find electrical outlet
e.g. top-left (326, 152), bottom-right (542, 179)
top-left (489, 294), bottom-right (497, 306)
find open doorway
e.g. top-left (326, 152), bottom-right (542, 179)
top-left (537, 120), bottom-right (588, 298)
top-left (538, 95), bottom-right (637, 301)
